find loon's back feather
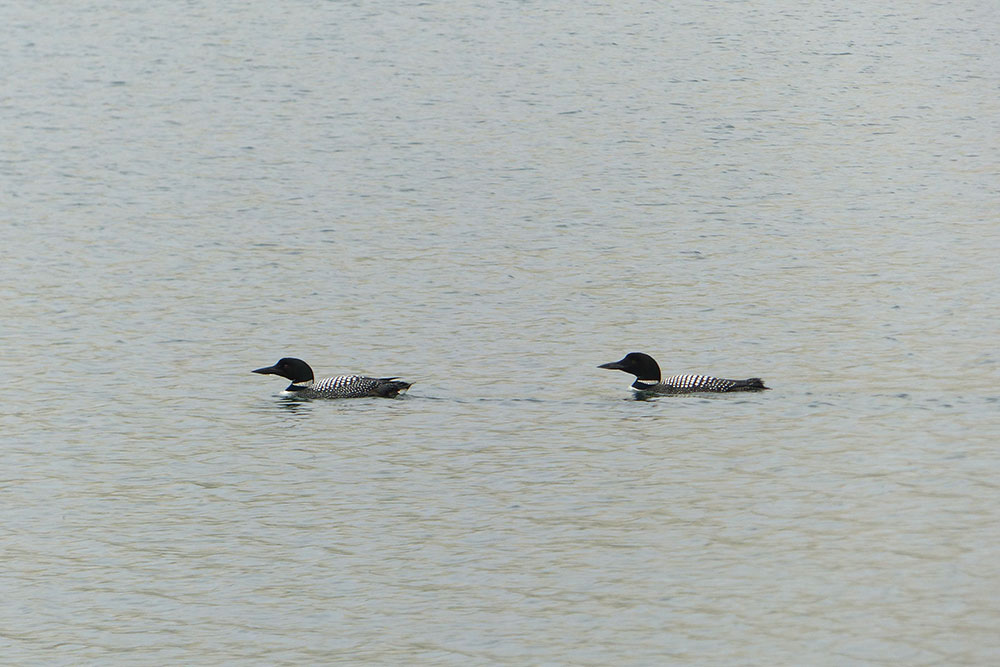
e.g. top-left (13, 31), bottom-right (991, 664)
top-left (308, 375), bottom-right (411, 399)
top-left (636, 374), bottom-right (769, 394)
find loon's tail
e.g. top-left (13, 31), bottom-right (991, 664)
top-left (735, 378), bottom-right (769, 391)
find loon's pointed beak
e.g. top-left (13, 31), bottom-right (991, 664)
top-left (598, 360), bottom-right (626, 371)
top-left (252, 365), bottom-right (279, 375)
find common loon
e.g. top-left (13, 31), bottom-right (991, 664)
top-left (252, 357), bottom-right (411, 398)
top-left (599, 352), bottom-right (769, 395)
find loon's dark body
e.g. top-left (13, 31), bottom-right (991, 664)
top-left (253, 357), bottom-right (411, 399)
top-left (599, 352), bottom-right (768, 395)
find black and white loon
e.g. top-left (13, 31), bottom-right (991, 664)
top-left (252, 357), bottom-right (411, 398)
top-left (599, 352), bottom-right (769, 395)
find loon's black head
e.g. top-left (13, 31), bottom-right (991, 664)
top-left (598, 352), bottom-right (662, 383)
top-left (252, 357), bottom-right (315, 384)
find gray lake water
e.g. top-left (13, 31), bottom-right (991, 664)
top-left (3, 1), bottom-right (999, 664)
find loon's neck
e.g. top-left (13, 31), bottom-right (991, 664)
top-left (285, 380), bottom-right (315, 392)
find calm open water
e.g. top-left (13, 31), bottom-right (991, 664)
top-left (2, 1), bottom-right (999, 664)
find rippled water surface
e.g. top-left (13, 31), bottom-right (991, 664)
top-left (3, 1), bottom-right (999, 664)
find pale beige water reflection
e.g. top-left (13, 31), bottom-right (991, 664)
top-left (2, 0), bottom-right (999, 664)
